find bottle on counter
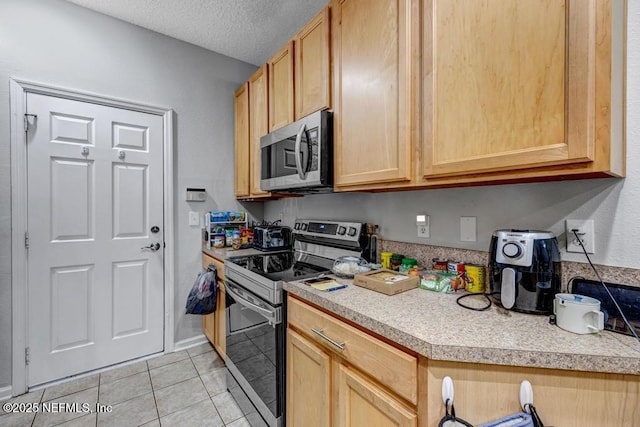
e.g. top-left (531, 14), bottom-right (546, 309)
top-left (380, 252), bottom-right (393, 269)
top-left (232, 229), bottom-right (241, 250)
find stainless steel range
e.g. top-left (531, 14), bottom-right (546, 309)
top-left (223, 219), bottom-right (367, 427)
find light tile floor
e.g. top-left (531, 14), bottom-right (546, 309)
top-left (0, 342), bottom-right (267, 427)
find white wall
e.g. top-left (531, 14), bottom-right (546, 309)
top-left (0, 0), bottom-right (259, 389)
top-left (266, 3), bottom-right (639, 271)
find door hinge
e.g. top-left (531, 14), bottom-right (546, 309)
top-left (24, 113), bottom-right (37, 132)
top-left (25, 232), bottom-right (29, 249)
top-left (25, 347), bottom-right (30, 365)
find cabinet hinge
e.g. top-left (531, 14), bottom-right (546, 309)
top-left (25, 347), bottom-right (30, 365)
top-left (24, 113), bottom-right (37, 132)
top-left (25, 232), bottom-right (29, 250)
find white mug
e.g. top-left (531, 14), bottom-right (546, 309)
top-left (554, 293), bottom-right (605, 334)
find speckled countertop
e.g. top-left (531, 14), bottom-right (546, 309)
top-left (284, 278), bottom-right (640, 376)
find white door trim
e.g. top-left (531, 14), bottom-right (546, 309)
top-left (9, 78), bottom-right (175, 396)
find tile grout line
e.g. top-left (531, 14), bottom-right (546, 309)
top-left (146, 361), bottom-right (162, 426)
top-left (192, 351), bottom-right (227, 426)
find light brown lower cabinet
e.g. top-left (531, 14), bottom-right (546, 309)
top-left (287, 296), bottom-right (423, 426)
top-left (287, 295), bottom-right (640, 426)
top-left (201, 253), bottom-right (226, 359)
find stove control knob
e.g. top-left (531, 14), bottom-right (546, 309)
top-left (294, 223), bottom-right (300, 230)
top-left (502, 242), bottom-right (522, 258)
top-left (347, 227), bottom-right (357, 237)
top-left (337, 226), bottom-right (346, 235)
top-left (301, 223), bottom-right (308, 231)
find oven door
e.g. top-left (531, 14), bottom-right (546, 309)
top-left (225, 278), bottom-right (283, 426)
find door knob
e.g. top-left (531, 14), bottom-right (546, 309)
top-left (141, 242), bottom-right (161, 251)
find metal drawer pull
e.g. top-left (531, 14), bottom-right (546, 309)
top-left (311, 328), bottom-right (345, 351)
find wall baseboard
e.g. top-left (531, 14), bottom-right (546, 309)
top-left (173, 334), bottom-right (209, 352)
top-left (0, 385), bottom-right (12, 401)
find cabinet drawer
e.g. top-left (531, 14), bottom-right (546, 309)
top-left (288, 297), bottom-right (418, 404)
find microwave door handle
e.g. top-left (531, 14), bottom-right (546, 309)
top-left (294, 123), bottom-right (308, 179)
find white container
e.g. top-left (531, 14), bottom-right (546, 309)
top-left (553, 293), bottom-right (604, 334)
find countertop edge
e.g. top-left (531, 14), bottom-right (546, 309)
top-left (284, 283), bottom-right (640, 376)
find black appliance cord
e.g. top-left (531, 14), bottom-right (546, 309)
top-left (571, 229), bottom-right (640, 345)
top-left (456, 291), bottom-right (500, 311)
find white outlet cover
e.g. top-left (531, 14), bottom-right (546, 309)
top-left (188, 211), bottom-right (200, 226)
top-left (460, 216), bottom-right (477, 242)
top-left (566, 219), bottom-right (595, 253)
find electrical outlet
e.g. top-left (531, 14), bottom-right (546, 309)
top-left (416, 214), bottom-right (430, 238)
top-left (566, 219), bottom-right (595, 253)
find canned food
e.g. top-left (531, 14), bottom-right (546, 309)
top-left (465, 264), bottom-right (486, 293)
top-left (432, 258), bottom-right (448, 271)
top-left (447, 261), bottom-right (466, 290)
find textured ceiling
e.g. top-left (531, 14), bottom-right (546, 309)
top-left (65, 0), bottom-right (328, 66)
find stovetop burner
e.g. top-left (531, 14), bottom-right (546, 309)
top-left (227, 251), bottom-right (331, 283)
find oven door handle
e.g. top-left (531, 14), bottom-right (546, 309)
top-left (294, 123), bottom-right (308, 180)
top-left (225, 280), bottom-right (280, 326)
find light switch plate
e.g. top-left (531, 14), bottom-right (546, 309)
top-left (460, 216), bottom-right (477, 242)
top-left (188, 211), bottom-right (200, 226)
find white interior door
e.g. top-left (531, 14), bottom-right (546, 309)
top-left (26, 93), bottom-right (164, 386)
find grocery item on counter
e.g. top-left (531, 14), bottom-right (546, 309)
top-left (225, 228), bottom-right (234, 247)
top-left (447, 261), bottom-right (466, 291)
top-left (419, 270), bottom-right (457, 293)
top-left (332, 256), bottom-right (372, 278)
top-left (380, 252), bottom-right (393, 269)
top-left (465, 264), bottom-right (486, 293)
top-left (231, 229), bottom-right (242, 250)
top-left (210, 211), bottom-right (246, 222)
top-left (432, 258), bottom-right (449, 271)
top-left (212, 233), bottom-right (225, 248)
top-left (399, 258), bottom-right (418, 273)
top-left (390, 253), bottom-right (404, 271)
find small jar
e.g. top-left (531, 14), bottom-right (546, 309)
top-left (399, 258), bottom-right (417, 273)
top-left (212, 233), bottom-right (225, 248)
top-left (390, 253), bottom-right (404, 271)
top-left (231, 230), bottom-right (241, 250)
top-left (380, 252), bottom-right (393, 269)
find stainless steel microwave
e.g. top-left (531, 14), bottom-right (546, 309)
top-left (260, 110), bottom-right (332, 193)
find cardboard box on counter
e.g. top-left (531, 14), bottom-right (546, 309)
top-left (353, 269), bottom-right (419, 295)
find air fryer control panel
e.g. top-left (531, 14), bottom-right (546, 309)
top-left (494, 230), bottom-right (555, 267)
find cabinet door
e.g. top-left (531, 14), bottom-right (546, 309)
top-left (295, 7), bottom-right (331, 119)
top-left (287, 329), bottom-right (331, 427)
top-left (335, 362), bottom-right (417, 427)
top-left (234, 83), bottom-right (250, 198)
top-left (269, 42), bottom-right (295, 132)
top-left (333, 0), bottom-right (418, 187)
top-left (248, 65), bottom-right (271, 197)
top-left (422, 0), bottom-right (596, 178)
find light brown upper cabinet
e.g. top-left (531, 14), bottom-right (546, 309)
top-left (234, 83), bottom-right (250, 198)
top-left (333, 0), bottom-right (624, 192)
top-left (295, 7), bottom-right (332, 119)
top-left (248, 66), bottom-right (271, 198)
top-left (268, 42), bottom-right (295, 132)
top-left (422, 0), bottom-right (619, 179)
top-left (332, 0), bottom-right (419, 188)
top-left (234, 65), bottom-right (273, 200)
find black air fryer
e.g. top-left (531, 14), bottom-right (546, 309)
top-left (489, 230), bottom-right (561, 314)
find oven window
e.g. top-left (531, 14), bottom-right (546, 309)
top-left (226, 323), bottom-right (283, 419)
